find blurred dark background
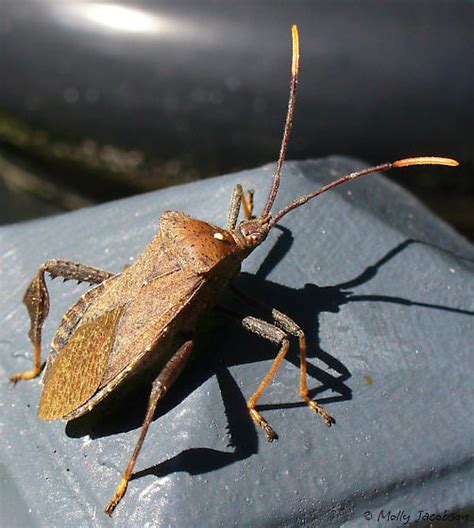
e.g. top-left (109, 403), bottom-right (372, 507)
top-left (1, 1), bottom-right (473, 239)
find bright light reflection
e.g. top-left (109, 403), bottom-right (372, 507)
top-left (52, 2), bottom-right (176, 36)
top-left (51, 2), bottom-right (211, 44)
top-left (81, 3), bottom-right (160, 33)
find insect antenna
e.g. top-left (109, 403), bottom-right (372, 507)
top-left (268, 156), bottom-right (459, 228)
top-left (262, 24), bottom-right (300, 218)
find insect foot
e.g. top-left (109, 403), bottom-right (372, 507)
top-left (8, 23), bottom-right (460, 518)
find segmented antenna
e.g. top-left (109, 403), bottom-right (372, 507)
top-left (262, 24), bottom-right (300, 217)
top-left (269, 157), bottom-right (459, 228)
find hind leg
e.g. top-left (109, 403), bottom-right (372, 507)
top-left (11, 260), bottom-right (114, 382)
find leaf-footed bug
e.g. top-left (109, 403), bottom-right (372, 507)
top-left (10, 25), bottom-right (458, 515)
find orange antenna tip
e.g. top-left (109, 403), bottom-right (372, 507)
top-left (262, 24), bottom-right (301, 217)
top-left (291, 25), bottom-right (300, 77)
top-left (393, 157), bottom-right (459, 168)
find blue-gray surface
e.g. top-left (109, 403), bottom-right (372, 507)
top-left (1, 158), bottom-right (473, 527)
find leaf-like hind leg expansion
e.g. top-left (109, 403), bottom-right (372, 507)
top-left (105, 339), bottom-right (194, 516)
top-left (226, 184), bottom-right (255, 230)
top-left (11, 260), bottom-right (114, 382)
top-left (229, 286), bottom-right (335, 430)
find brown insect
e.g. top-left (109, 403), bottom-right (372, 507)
top-left (11, 25), bottom-right (458, 515)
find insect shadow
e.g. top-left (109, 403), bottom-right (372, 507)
top-left (66, 231), bottom-right (473, 480)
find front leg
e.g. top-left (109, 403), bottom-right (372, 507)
top-left (268, 309), bottom-right (335, 428)
top-left (11, 259), bottom-right (114, 382)
top-left (240, 315), bottom-right (290, 441)
top-left (229, 286), bottom-right (335, 430)
top-left (218, 306), bottom-right (291, 440)
top-left (226, 184), bottom-right (255, 230)
top-left (240, 313), bottom-right (333, 440)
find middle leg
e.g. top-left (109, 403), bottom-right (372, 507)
top-left (105, 339), bottom-right (194, 515)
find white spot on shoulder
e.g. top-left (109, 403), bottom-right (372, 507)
top-left (213, 232), bottom-right (224, 240)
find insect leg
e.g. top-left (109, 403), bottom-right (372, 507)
top-left (267, 310), bottom-right (334, 427)
top-left (242, 189), bottom-right (254, 219)
top-left (218, 305), bottom-right (289, 440)
top-left (241, 315), bottom-right (289, 441)
top-left (11, 260), bottom-right (114, 382)
top-left (105, 339), bottom-right (193, 516)
top-left (226, 184), bottom-right (255, 229)
top-left (230, 285), bottom-right (335, 427)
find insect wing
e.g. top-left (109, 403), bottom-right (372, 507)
top-left (38, 305), bottom-right (125, 420)
top-left (99, 269), bottom-right (203, 387)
